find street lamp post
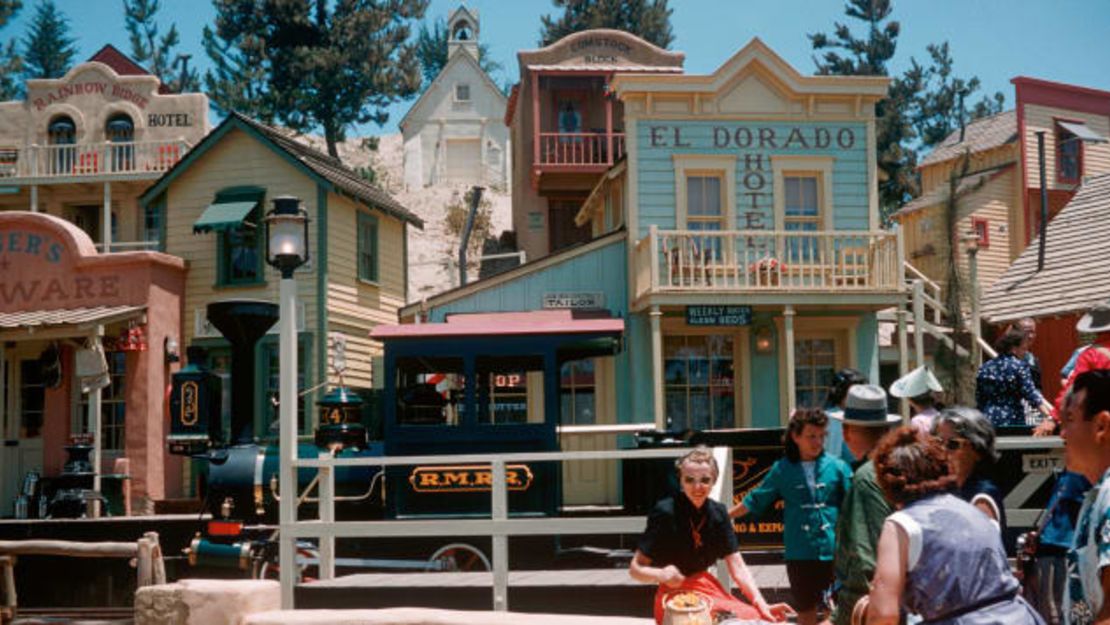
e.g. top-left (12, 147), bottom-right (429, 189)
top-left (264, 196), bottom-right (310, 609)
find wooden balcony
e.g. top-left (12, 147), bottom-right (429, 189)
top-left (633, 227), bottom-right (904, 300)
top-left (0, 140), bottom-right (189, 181)
top-left (531, 132), bottom-right (624, 190)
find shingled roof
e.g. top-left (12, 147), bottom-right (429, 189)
top-left (919, 110), bottom-right (1018, 168)
top-left (229, 113), bottom-right (422, 228)
top-left (894, 165), bottom-right (1014, 219)
top-left (982, 173), bottom-right (1110, 322)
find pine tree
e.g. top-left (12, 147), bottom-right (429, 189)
top-left (809, 0), bottom-right (912, 217)
top-left (123, 0), bottom-right (199, 93)
top-left (539, 0), bottom-right (673, 49)
top-left (21, 0), bottom-right (75, 80)
top-left (0, 0), bottom-right (22, 100)
top-left (909, 43), bottom-right (1005, 150)
top-left (204, 0), bottom-right (428, 159)
top-left (414, 17), bottom-right (502, 90)
top-left (202, 0), bottom-right (272, 120)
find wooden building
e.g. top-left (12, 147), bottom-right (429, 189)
top-left (894, 78), bottom-right (1110, 298)
top-left (505, 29), bottom-right (684, 261)
top-left (402, 38), bottom-right (898, 506)
top-left (399, 6), bottom-right (509, 190)
top-left (140, 113), bottom-right (421, 486)
top-left (0, 46), bottom-right (208, 512)
top-left (982, 173), bottom-right (1110, 402)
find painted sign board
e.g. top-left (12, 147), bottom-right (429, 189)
top-left (685, 305), bottom-right (752, 327)
top-left (543, 291), bottom-right (604, 309)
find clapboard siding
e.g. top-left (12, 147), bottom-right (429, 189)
top-left (164, 128), bottom-right (320, 346)
top-left (919, 145), bottom-right (1018, 195)
top-left (635, 121), bottom-right (872, 238)
top-left (1024, 103), bottom-right (1110, 187)
top-left (957, 169), bottom-right (1016, 289)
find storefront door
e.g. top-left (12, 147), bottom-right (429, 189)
top-left (0, 345), bottom-right (46, 516)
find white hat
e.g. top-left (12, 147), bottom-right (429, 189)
top-left (889, 366), bottom-right (944, 399)
top-left (832, 384), bottom-right (902, 426)
top-left (1077, 302), bottom-right (1110, 334)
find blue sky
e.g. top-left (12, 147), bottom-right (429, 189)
top-left (6, 0), bottom-right (1110, 137)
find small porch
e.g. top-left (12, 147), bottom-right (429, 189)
top-left (633, 226), bottom-right (904, 304)
top-left (528, 70), bottom-right (626, 189)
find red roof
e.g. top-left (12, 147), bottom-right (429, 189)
top-left (371, 310), bottom-right (623, 340)
top-left (87, 44), bottom-right (171, 94)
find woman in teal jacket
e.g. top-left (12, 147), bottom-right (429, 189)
top-left (730, 407), bottom-right (852, 625)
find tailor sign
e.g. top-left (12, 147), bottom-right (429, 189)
top-left (543, 291), bottom-right (604, 309)
top-left (685, 305), bottom-right (752, 327)
top-left (409, 464), bottom-right (535, 493)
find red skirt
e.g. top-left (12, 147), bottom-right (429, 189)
top-left (653, 571), bottom-right (761, 624)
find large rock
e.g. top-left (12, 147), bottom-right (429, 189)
top-left (135, 579), bottom-right (280, 625)
top-left (244, 608), bottom-right (654, 625)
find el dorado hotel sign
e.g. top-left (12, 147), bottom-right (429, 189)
top-left (409, 464), bottom-right (535, 493)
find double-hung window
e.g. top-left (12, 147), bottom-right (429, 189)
top-left (358, 211), bottom-right (379, 282)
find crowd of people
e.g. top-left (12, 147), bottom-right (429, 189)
top-left (630, 302), bottom-right (1110, 625)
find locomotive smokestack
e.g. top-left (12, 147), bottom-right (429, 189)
top-left (206, 300), bottom-right (279, 444)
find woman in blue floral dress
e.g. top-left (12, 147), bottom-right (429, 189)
top-left (976, 328), bottom-right (1054, 427)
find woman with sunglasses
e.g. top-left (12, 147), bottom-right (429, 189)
top-left (865, 428), bottom-right (1043, 625)
top-left (729, 408), bottom-right (852, 625)
top-left (630, 446), bottom-right (794, 624)
top-left (933, 407), bottom-right (1007, 534)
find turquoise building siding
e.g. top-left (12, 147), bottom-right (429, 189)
top-left (636, 121), bottom-right (871, 237)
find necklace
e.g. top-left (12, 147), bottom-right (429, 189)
top-left (690, 514), bottom-right (708, 550)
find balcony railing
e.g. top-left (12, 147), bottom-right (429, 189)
top-left (0, 140), bottom-right (189, 180)
top-left (634, 227), bottom-right (903, 298)
top-left (536, 132), bottom-right (624, 167)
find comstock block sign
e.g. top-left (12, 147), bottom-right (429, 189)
top-left (409, 464), bottom-right (535, 493)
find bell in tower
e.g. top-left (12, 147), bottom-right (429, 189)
top-left (447, 6), bottom-right (480, 60)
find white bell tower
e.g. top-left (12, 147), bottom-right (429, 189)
top-left (447, 6), bottom-right (479, 60)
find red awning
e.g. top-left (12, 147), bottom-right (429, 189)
top-left (371, 310), bottom-right (623, 340)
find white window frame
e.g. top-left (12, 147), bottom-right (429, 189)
top-left (773, 315), bottom-right (859, 424)
top-left (771, 155), bottom-right (834, 232)
top-left (673, 154), bottom-right (737, 231)
top-left (661, 317), bottom-right (752, 429)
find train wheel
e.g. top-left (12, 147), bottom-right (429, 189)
top-left (426, 543), bottom-right (491, 572)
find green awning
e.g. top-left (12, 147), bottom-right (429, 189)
top-left (193, 193), bottom-right (261, 234)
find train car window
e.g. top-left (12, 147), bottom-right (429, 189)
top-left (396, 356), bottom-right (464, 426)
top-left (560, 359), bottom-right (595, 425)
top-left (476, 355), bottom-right (544, 424)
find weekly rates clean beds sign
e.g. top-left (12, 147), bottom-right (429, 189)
top-left (685, 305), bottom-right (752, 326)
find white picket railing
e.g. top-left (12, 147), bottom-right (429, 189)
top-left (635, 226), bottom-right (903, 297)
top-left (0, 139), bottom-right (189, 179)
top-left (282, 444), bottom-right (735, 611)
top-left (536, 132), bottom-right (625, 167)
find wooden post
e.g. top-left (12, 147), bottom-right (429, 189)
top-left (912, 281), bottom-right (926, 369)
top-left (531, 71), bottom-right (541, 167)
top-left (784, 306), bottom-right (796, 414)
top-left (605, 82), bottom-right (614, 165)
top-left (144, 532), bottom-right (166, 585)
top-left (491, 459), bottom-right (508, 611)
top-left (898, 307), bottom-right (910, 420)
top-left (0, 555), bottom-right (16, 622)
top-left (136, 535), bottom-right (152, 588)
top-left (650, 306), bottom-right (665, 430)
top-left (89, 325), bottom-right (105, 518)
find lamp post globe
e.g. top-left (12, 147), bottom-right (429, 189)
top-left (264, 196), bottom-right (310, 278)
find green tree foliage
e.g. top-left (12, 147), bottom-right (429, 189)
top-left (123, 0), bottom-right (199, 93)
top-left (809, 0), bottom-right (1004, 219)
top-left (21, 0), bottom-right (75, 80)
top-left (539, 0), bottom-right (673, 49)
top-left (414, 17), bottom-right (502, 89)
top-left (0, 0), bottom-right (23, 100)
top-left (810, 0), bottom-right (912, 217)
top-left (204, 0), bottom-right (427, 159)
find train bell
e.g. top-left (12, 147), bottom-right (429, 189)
top-left (313, 386), bottom-right (367, 452)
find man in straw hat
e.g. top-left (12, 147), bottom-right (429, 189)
top-left (827, 385), bottom-right (902, 625)
top-left (1051, 302), bottom-right (1110, 430)
top-left (889, 365), bottom-right (944, 436)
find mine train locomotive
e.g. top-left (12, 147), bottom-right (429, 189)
top-left (169, 300), bottom-right (1058, 576)
top-left (168, 300), bottom-right (382, 575)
